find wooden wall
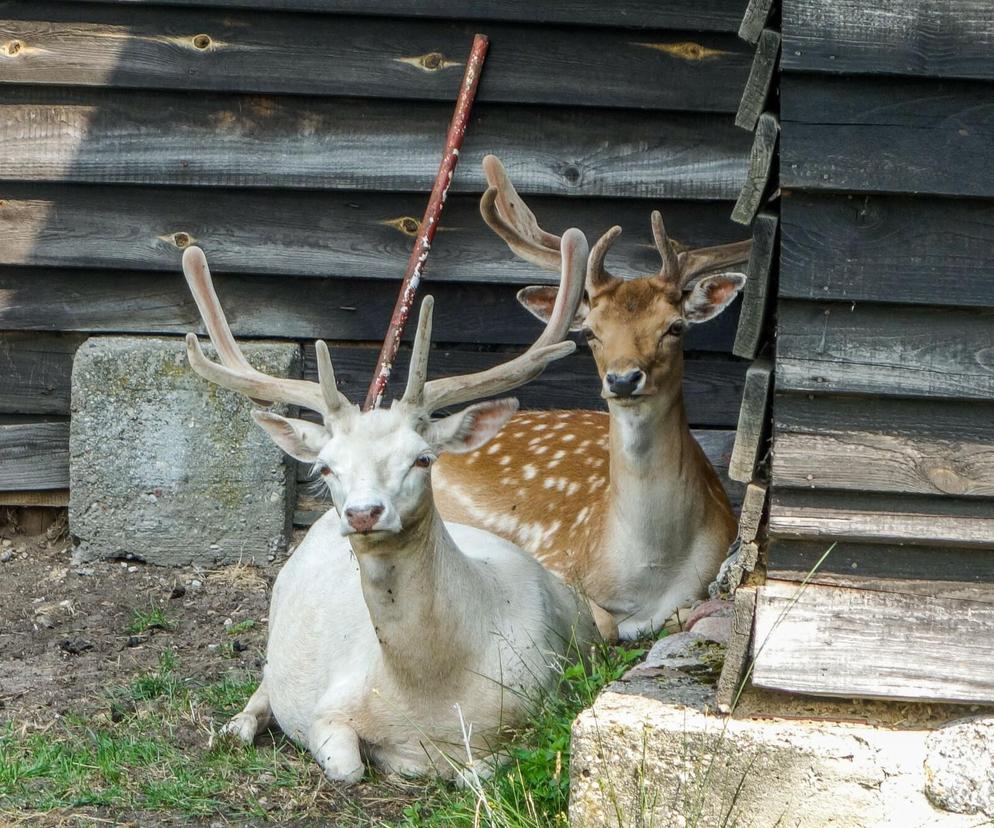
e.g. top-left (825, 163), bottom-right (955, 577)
top-left (0, 1), bottom-right (753, 512)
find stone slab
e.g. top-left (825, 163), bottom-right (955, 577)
top-left (70, 336), bottom-right (300, 566)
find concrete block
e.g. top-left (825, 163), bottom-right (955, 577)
top-left (70, 336), bottom-right (300, 566)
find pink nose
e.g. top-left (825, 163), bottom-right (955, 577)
top-left (345, 504), bottom-right (384, 534)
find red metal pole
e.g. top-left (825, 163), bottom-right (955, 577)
top-left (363, 33), bottom-right (490, 411)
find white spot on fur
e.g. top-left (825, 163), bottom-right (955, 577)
top-left (523, 464), bottom-right (537, 480)
top-left (487, 443), bottom-right (502, 455)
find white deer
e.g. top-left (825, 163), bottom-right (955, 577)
top-left (435, 156), bottom-right (752, 640)
top-left (179, 238), bottom-right (599, 783)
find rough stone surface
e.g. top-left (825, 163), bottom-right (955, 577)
top-left (571, 675), bottom-right (983, 828)
top-left (70, 337), bottom-right (300, 566)
top-left (925, 716), bottom-right (994, 817)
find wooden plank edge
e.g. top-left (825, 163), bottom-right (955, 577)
top-left (732, 112), bottom-right (779, 225)
top-left (729, 357), bottom-right (773, 482)
top-left (732, 211), bottom-right (778, 359)
top-left (716, 586), bottom-right (757, 713)
top-left (0, 489), bottom-right (69, 507)
top-left (735, 28), bottom-right (780, 131)
top-left (738, 0), bottom-right (776, 43)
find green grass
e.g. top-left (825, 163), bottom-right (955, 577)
top-left (127, 605), bottom-right (174, 634)
top-left (226, 619), bottom-right (257, 636)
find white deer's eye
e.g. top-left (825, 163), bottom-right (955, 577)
top-left (318, 464), bottom-right (333, 477)
top-left (413, 454), bottom-right (433, 469)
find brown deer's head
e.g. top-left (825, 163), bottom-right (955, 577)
top-left (480, 156), bottom-right (751, 409)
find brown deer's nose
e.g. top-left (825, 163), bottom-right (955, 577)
top-left (605, 369), bottom-right (645, 398)
top-left (345, 504), bottom-right (385, 534)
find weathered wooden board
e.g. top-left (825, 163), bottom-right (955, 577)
top-left (69, 0), bottom-right (749, 33)
top-left (0, 418), bottom-right (70, 491)
top-left (738, 0), bottom-right (776, 44)
top-left (303, 344), bottom-right (746, 427)
top-left (729, 357), bottom-right (772, 482)
top-left (738, 481), bottom-right (768, 544)
top-left (0, 88), bottom-right (750, 199)
top-left (731, 112), bottom-right (778, 225)
top-left (776, 301), bottom-right (994, 401)
top-left (0, 184), bottom-right (744, 283)
top-left (0, 268), bottom-right (741, 351)
top-left (0, 5), bottom-right (751, 111)
top-left (753, 579), bottom-right (994, 703)
top-left (0, 333), bottom-right (83, 414)
top-left (782, 0), bottom-right (994, 81)
top-left (780, 193), bottom-right (994, 308)
top-left (769, 489), bottom-right (994, 549)
top-left (732, 211), bottom-right (777, 360)
top-left (715, 586), bottom-right (757, 713)
top-left (773, 395), bottom-right (994, 498)
top-left (735, 29), bottom-right (780, 131)
top-left (781, 76), bottom-right (994, 197)
top-left (0, 489), bottom-right (69, 507)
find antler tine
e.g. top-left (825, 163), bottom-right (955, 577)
top-left (181, 246), bottom-right (346, 418)
top-left (651, 210), bottom-right (680, 281)
top-left (587, 225), bottom-right (622, 291)
top-left (419, 227), bottom-right (588, 413)
top-left (678, 239), bottom-right (753, 285)
top-left (401, 296), bottom-right (434, 408)
top-left (480, 154), bottom-right (562, 271)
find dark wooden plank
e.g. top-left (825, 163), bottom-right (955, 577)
top-left (738, 0), bottom-right (776, 43)
top-left (781, 76), bottom-right (994, 197)
top-left (735, 29), bottom-right (780, 131)
top-left (0, 333), bottom-right (83, 415)
top-left (0, 5), bottom-right (751, 111)
top-left (0, 183), bottom-right (745, 284)
top-left (731, 112), bottom-right (778, 225)
top-left (0, 88), bottom-right (749, 199)
top-left (732, 211), bottom-right (777, 359)
top-left (773, 394), bottom-right (994, 498)
top-left (304, 344), bottom-right (747, 426)
top-left (0, 268), bottom-right (742, 351)
top-left (780, 193), bottom-right (994, 309)
top-left (753, 579), bottom-right (994, 703)
top-left (69, 0), bottom-right (749, 33)
top-left (782, 0), bottom-right (994, 81)
top-left (0, 418), bottom-right (69, 491)
top-left (776, 301), bottom-right (994, 401)
top-left (729, 356), bottom-right (772, 482)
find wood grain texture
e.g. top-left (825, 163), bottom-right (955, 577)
top-left (729, 357), bottom-right (772, 482)
top-left (0, 183), bottom-right (745, 284)
top-left (752, 579), bottom-right (994, 703)
top-left (776, 301), bottom-right (994, 400)
top-left (0, 268), bottom-right (741, 350)
top-left (0, 88), bottom-right (750, 199)
top-left (715, 586), bottom-right (756, 713)
top-left (735, 29), bottom-right (780, 131)
top-left (69, 0), bottom-right (750, 33)
top-left (782, 0), bottom-right (994, 81)
top-left (0, 418), bottom-right (69, 490)
top-left (781, 75), bottom-right (994, 197)
top-left (773, 395), bottom-right (994, 498)
top-left (738, 0), bottom-right (776, 44)
top-left (0, 489), bottom-right (69, 506)
top-left (732, 211), bottom-right (777, 359)
top-left (780, 193), bottom-right (994, 308)
top-left (0, 333), bottom-right (84, 414)
top-left (731, 112), bottom-right (778, 225)
top-left (0, 5), bottom-right (751, 111)
top-left (738, 480), bottom-right (768, 544)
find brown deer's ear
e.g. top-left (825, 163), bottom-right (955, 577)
top-left (681, 272), bottom-right (747, 323)
top-left (516, 286), bottom-right (589, 332)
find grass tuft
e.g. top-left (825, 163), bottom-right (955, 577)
top-left (127, 606), bottom-right (174, 635)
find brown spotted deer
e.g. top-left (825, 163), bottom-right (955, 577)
top-left (179, 240), bottom-right (600, 783)
top-left (435, 156), bottom-right (751, 640)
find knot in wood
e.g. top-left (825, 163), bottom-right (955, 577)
top-left (926, 465), bottom-right (969, 496)
top-left (421, 51), bottom-right (445, 70)
top-left (4, 40), bottom-right (22, 56)
top-left (172, 232), bottom-right (192, 248)
top-left (562, 165), bottom-right (582, 185)
top-left (192, 34), bottom-right (212, 50)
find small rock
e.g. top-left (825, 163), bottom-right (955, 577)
top-left (925, 716), bottom-right (994, 817)
top-left (126, 635), bottom-right (146, 648)
top-left (74, 567), bottom-right (95, 577)
top-left (684, 599), bottom-right (733, 631)
top-left (127, 565), bottom-right (138, 573)
top-left (690, 615), bottom-right (732, 645)
top-left (207, 643), bottom-right (219, 651)
top-left (0, 550), bottom-right (12, 563)
top-left (223, 617), bottom-right (233, 628)
top-left (1, 538), bottom-right (11, 548)
top-left (59, 638), bottom-right (94, 656)
top-left (190, 579), bottom-right (202, 589)
top-left (169, 584), bottom-right (186, 600)
top-left (643, 632), bottom-right (708, 670)
top-left (232, 639), bottom-right (248, 653)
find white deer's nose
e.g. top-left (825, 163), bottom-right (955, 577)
top-left (339, 490), bottom-right (402, 536)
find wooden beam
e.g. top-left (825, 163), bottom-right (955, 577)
top-left (731, 112), bottom-right (779, 225)
top-left (0, 5), bottom-right (751, 112)
top-left (0, 419), bottom-right (69, 491)
top-left (715, 586), bottom-right (757, 713)
top-left (68, 0), bottom-right (750, 32)
top-left (735, 29), bottom-right (780, 131)
top-left (773, 395), bottom-right (994, 498)
top-left (0, 489), bottom-right (69, 507)
top-left (729, 357), bottom-right (772, 482)
top-left (0, 268), bottom-right (741, 351)
top-left (0, 333), bottom-right (83, 415)
top-left (782, 0), bottom-right (994, 81)
top-left (753, 579), bottom-right (994, 703)
top-left (777, 301), bottom-right (994, 401)
top-left (738, 481), bottom-right (768, 544)
top-left (780, 192), bottom-right (994, 308)
top-left (0, 184), bottom-right (745, 283)
top-left (738, 0), bottom-right (776, 44)
top-left (732, 211), bottom-right (777, 359)
top-left (781, 75), bottom-right (994, 197)
top-left (0, 89), bottom-right (750, 199)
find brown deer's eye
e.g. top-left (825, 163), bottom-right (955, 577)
top-left (581, 327), bottom-right (599, 343)
top-left (667, 319), bottom-right (687, 337)
top-left (413, 454), bottom-right (433, 469)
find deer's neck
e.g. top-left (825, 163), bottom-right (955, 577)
top-left (349, 502), bottom-right (482, 684)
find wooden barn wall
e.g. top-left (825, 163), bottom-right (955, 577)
top-left (0, 1), bottom-right (753, 510)
top-left (751, 0), bottom-right (994, 704)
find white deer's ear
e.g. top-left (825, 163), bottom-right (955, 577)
top-left (516, 286), bottom-right (589, 332)
top-left (251, 411), bottom-right (328, 462)
top-left (681, 272), bottom-right (746, 323)
top-left (424, 399), bottom-right (519, 455)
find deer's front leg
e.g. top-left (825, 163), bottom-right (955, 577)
top-left (221, 680), bottom-right (272, 744)
top-left (309, 717), bottom-right (364, 784)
